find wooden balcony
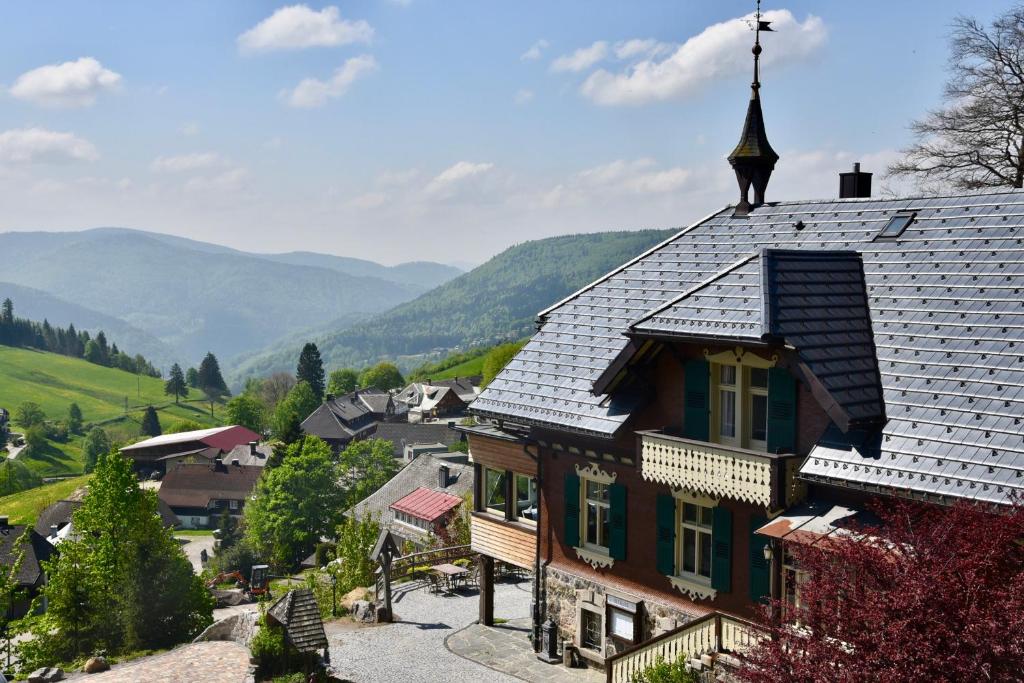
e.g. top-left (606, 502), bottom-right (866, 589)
top-left (638, 430), bottom-right (794, 508)
top-left (606, 611), bottom-right (766, 683)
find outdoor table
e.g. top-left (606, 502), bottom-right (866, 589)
top-left (431, 563), bottom-right (469, 592)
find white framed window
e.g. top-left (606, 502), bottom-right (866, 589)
top-left (229, 499), bottom-right (239, 510)
top-left (782, 544), bottom-right (807, 617)
top-left (711, 361), bottom-right (771, 451)
top-left (679, 502), bottom-right (713, 583)
top-left (583, 479), bottom-right (610, 553)
top-left (513, 473), bottom-right (538, 523)
top-left (483, 467), bottom-right (507, 516)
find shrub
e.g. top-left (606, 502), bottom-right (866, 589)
top-left (630, 655), bottom-right (698, 683)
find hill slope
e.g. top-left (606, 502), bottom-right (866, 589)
top-left (0, 229), bottom-right (435, 365)
top-left (258, 252), bottom-right (462, 289)
top-left (0, 282), bottom-right (178, 369)
top-left (0, 346), bottom-right (220, 476)
top-left (229, 229), bottom-right (675, 378)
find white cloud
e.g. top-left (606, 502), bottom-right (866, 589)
top-left (180, 122), bottom-right (200, 137)
top-left (347, 191), bottom-right (388, 209)
top-left (514, 88), bottom-right (534, 105)
top-left (541, 158), bottom-right (692, 208)
top-left (151, 152), bottom-right (225, 173)
top-left (9, 57), bottom-right (121, 108)
top-left (0, 128), bottom-right (99, 164)
top-left (521, 39), bottom-right (549, 61)
top-left (581, 10), bottom-right (826, 105)
top-left (280, 55), bottom-right (378, 108)
top-left (237, 4), bottom-right (373, 52)
top-left (614, 39), bottom-right (672, 60)
top-left (423, 161), bottom-right (494, 199)
top-left (550, 41), bottom-right (608, 73)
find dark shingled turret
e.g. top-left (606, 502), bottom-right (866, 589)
top-left (728, 6), bottom-right (779, 216)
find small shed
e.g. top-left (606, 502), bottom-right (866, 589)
top-left (267, 588), bottom-right (328, 654)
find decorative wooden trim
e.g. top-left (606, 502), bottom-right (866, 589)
top-left (576, 462), bottom-right (617, 485)
top-left (667, 575), bottom-right (717, 602)
top-left (575, 546), bottom-right (615, 570)
top-left (671, 488), bottom-right (720, 507)
top-left (704, 346), bottom-right (778, 368)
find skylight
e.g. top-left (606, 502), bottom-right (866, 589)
top-left (876, 212), bottom-right (916, 240)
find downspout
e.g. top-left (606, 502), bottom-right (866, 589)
top-left (522, 439), bottom-right (543, 651)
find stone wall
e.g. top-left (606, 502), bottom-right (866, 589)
top-left (193, 610), bottom-right (260, 649)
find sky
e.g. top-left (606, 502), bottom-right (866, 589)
top-left (0, 1), bottom-right (1013, 265)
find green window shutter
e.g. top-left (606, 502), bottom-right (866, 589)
top-left (711, 507), bottom-right (733, 593)
top-left (608, 483), bottom-right (627, 560)
top-left (749, 514), bottom-right (770, 603)
top-left (655, 494), bottom-right (676, 575)
top-left (766, 367), bottom-right (796, 454)
top-left (683, 359), bottom-right (710, 441)
top-left (564, 473), bottom-right (580, 548)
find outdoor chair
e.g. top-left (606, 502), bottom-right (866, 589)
top-left (427, 572), bottom-right (443, 595)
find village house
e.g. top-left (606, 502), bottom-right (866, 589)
top-left (397, 376), bottom-right (480, 422)
top-left (157, 460), bottom-right (262, 529)
top-left (35, 494), bottom-right (179, 545)
top-left (119, 425), bottom-right (262, 476)
top-left (0, 516), bottom-right (55, 619)
top-left (347, 452), bottom-right (472, 549)
top-left (371, 421), bottom-right (467, 460)
top-left (301, 389), bottom-right (396, 451)
top-left (463, 21), bottom-right (1024, 679)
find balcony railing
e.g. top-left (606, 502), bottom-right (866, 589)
top-left (638, 431), bottom-right (785, 508)
top-left (606, 611), bottom-right (766, 683)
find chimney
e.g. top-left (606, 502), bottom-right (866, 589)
top-left (839, 162), bottom-right (872, 199)
top-left (214, 458), bottom-right (225, 472)
top-left (438, 464), bottom-right (450, 489)
top-left (249, 441), bottom-right (258, 455)
top-left (50, 524), bottom-right (59, 539)
top-left (0, 515), bottom-right (9, 529)
top-left (231, 458), bottom-right (241, 467)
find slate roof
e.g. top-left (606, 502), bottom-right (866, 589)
top-left (348, 453), bottom-right (472, 543)
top-left (158, 463), bottom-right (262, 509)
top-left (472, 190), bottom-right (1024, 504)
top-left (267, 588), bottom-right (328, 653)
top-left (371, 422), bottom-right (465, 457)
top-left (631, 249), bottom-right (885, 430)
top-left (391, 487), bottom-right (463, 522)
top-left (34, 497), bottom-right (179, 535)
top-left (222, 442), bottom-right (272, 468)
top-left (398, 377), bottom-right (481, 406)
top-left (0, 524), bottom-right (55, 587)
top-left (302, 390), bottom-right (391, 442)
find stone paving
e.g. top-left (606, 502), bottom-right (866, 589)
top-left (447, 618), bottom-right (604, 683)
top-left (327, 579), bottom-right (528, 682)
top-left (65, 642), bottom-right (251, 682)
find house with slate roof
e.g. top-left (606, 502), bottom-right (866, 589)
top-left (0, 517), bottom-right (55, 618)
top-left (461, 15), bottom-right (1024, 678)
top-left (158, 460), bottom-right (262, 529)
top-left (300, 389), bottom-right (396, 451)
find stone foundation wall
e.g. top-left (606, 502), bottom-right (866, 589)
top-left (544, 565), bottom-right (698, 662)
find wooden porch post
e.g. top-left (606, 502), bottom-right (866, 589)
top-left (478, 554), bottom-right (495, 626)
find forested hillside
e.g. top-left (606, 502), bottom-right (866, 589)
top-left (230, 229), bottom-right (675, 378)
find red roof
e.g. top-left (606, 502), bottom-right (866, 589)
top-left (389, 487), bottom-right (462, 522)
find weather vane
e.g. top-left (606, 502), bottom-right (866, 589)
top-left (750, 0), bottom-right (774, 91)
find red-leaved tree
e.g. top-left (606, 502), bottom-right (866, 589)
top-left (738, 498), bottom-right (1024, 683)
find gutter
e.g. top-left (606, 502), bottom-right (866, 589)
top-left (521, 438), bottom-right (544, 652)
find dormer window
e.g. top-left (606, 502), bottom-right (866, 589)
top-left (712, 362), bottom-right (770, 451)
top-left (875, 212), bottom-right (916, 240)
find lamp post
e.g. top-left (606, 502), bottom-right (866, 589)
top-left (330, 571), bottom-right (338, 618)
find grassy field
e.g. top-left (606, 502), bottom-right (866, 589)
top-left (425, 353), bottom-right (486, 381)
top-left (0, 346), bottom-right (223, 477)
top-left (0, 474), bottom-right (92, 526)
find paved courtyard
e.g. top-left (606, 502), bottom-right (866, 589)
top-left (175, 533), bottom-right (215, 573)
top-left (66, 642), bottom-right (251, 682)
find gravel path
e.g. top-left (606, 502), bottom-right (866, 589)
top-left (327, 579), bottom-right (532, 683)
top-left (175, 534), bottom-right (215, 573)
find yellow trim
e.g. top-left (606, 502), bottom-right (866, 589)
top-left (706, 348), bottom-right (775, 452)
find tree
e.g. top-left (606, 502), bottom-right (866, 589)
top-left (271, 381), bottom-right (319, 443)
top-left (83, 339), bottom-right (104, 365)
top-left (481, 340), bottom-right (526, 387)
top-left (140, 406), bottom-right (162, 437)
top-left (197, 352), bottom-right (228, 398)
top-left (296, 343), bottom-right (325, 403)
top-left (358, 362), bottom-right (404, 391)
top-left (327, 368), bottom-right (359, 396)
top-left (82, 427), bottom-right (111, 473)
top-left (226, 394), bottom-right (266, 434)
top-left (889, 6), bottom-right (1024, 189)
top-left (164, 420), bottom-right (204, 434)
top-left (67, 403), bottom-right (83, 435)
top-left (244, 437), bottom-right (345, 570)
top-left (185, 367), bottom-right (200, 388)
top-left (17, 452), bottom-right (213, 667)
top-left (23, 426), bottom-right (47, 452)
top-left (258, 372), bottom-right (296, 409)
top-left (738, 498), bottom-right (1024, 683)
top-left (164, 363), bottom-right (188, 404)
top-left (0, 298), bottom-right (12, 326)
top-left (214, 508), bottom-right (241, 554)
top-left (337, 438), bottom-right (399, 507)
top-left (14, 402), bottom-right (45, 429)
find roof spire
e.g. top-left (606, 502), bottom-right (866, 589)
top-left (728, 0), bottom-right (779, 216)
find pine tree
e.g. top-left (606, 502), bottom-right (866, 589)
top-left (140, 406), bottom-right (162, 437)
top-left (186, 367), bottom-right (200, 388)
top-left (197, 353), bottom-right (228, 398)
top-left (296, 342), bottom-right (326, 402)
top-left (164, 363), bottom-right (188, 404)
top-left (67, 403), bottom-right (83, 434)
